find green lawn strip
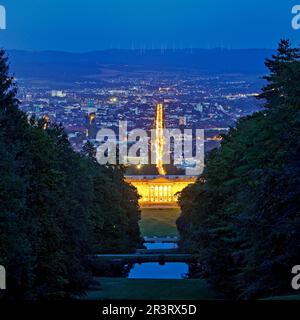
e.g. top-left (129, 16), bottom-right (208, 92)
top-left (83, 277), bottom-right (219, 300)
top-left (261, 294), bottom-right (300, 300)
top-left (140, 208), bottom-right (180, 237)
top-left (94, 254), bottom-right (193, 263)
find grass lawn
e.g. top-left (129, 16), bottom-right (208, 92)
top-left (262, 294), bottom-right (300, 300)
top-left (140, 208), bottom-right (181, 237)
top-left (83, 277), bottom-right (219, 300)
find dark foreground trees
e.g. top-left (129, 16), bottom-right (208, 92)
top-left (0, 50), bottom-right (142, 300)
top-left (177, 40), bottom-right (300, 299)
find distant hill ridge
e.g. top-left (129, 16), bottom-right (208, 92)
top-left (7, 48), bottom-right (274, 82)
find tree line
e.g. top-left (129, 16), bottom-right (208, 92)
top-left (177, 40), bottom-right (300, 299)
top-left (0, 50), bottom-right (142, 300)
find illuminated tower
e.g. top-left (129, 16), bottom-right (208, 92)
top-left (86, 112), bottom-right (97, 138)
top-left (154, 103), bottom-right (166, 175)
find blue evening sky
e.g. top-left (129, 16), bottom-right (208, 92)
top-left (0, 0), bottom-right (299, 51)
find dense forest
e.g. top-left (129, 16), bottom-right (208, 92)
top-left (0, 50), bottom-right (142, 300)
top-left (177, 40), bottom-right (300, 299)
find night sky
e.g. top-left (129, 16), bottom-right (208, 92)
top-left (0, 0), bottom-right (299, 51)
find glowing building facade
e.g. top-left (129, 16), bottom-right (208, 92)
top-left (126, 175), bottom-right (196, 208)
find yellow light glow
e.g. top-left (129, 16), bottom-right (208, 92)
top-left (110, 97), bottom-right (118, 103)
top-left (89, 113), bottom-right (96, 124)
top-left (43, 115), bottom-right (50, 130)
top-left (155, 103), bottom-right (166, 175)
top-left (125, 102), bottom-right (197, 208)
top-left (126, 176), bottom-right (196, 207)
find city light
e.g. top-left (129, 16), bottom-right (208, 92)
top-left (89, 113), bottom-right (96, 124)
top-left (155, 103), bottom-right (166, 176)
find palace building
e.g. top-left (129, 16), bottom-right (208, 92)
top-left (125, 175), bottom-right (196, 208)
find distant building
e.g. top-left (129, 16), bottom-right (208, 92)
top-left (25, 94), bottom-right (33, 102)
top-left (195, 103), bottom-right (203, 112)
top-left (179, 116), bottom-right (187, 126)
top-left (126, 175), bottom-right (196, 208)
top-left (51, 90), bottom-right (66, 98)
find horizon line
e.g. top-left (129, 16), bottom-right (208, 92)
top-left (5, 47), bottom-right (276, 54)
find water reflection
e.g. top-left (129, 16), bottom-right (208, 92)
top-left (144, 242), bottom-right (178, 250)
top-left (128, 262), bottom-right (188, 279)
